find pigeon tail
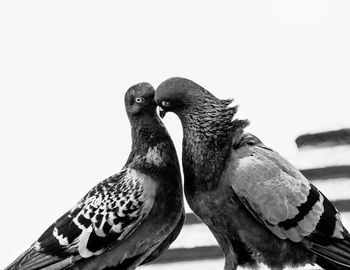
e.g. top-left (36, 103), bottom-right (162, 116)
top-left (4, 246), bottom-right (79, 270)
top-left (313, 233), bottom-right (350, 269)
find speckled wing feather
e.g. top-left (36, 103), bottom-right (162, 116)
top-left (7, 168), bottom-right (157, 270)
top-left (224, 133), bottom-right (348, 244)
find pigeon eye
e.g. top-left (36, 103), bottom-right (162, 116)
top-left (135, 97), bottom-right (144, 103)
top-left (162, 101), bottom-right (171, 107)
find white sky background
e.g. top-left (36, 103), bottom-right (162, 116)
top-left (1, 0), bottom-right (350, 267)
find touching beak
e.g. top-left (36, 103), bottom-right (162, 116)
top-left (158, 106), bottom-right (167, 119)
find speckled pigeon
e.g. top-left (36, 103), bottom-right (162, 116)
top-left (155, 77), bottom-right (350, 270)
top-left (5, 82), bottom-right (184, 270)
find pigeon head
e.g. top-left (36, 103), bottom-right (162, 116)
top-left (155, 77), bottom-right (221, 119)
top-left (155, 77), bottom-right (235, 119)
top-left (155, 77), bottom-right (249, 138)
top-left (125, 82), bottom-right (156, 118)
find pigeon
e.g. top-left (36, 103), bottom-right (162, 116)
top-left (155, 77), bottom-right (350, 270)
top-left (6, 82), bottom-right (184, 270)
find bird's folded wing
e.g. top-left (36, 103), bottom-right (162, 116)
top-left (9, 168), bottom-right (157, 270)
top-left (225, 135), bottom-right (346, 244)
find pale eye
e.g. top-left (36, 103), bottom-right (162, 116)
top-left (135, 97), bottom-right (144, 103)
top-left (162, 100), bottom-right (171, 107)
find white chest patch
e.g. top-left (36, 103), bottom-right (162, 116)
top-left (145, 145), bottom-right (165, 166)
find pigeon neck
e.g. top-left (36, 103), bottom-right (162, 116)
top-left (181, 113), bottom-right (236, 193)
top-left (126, 116), bottom-right (180, 178)
top-left (130, 117), bottom-right (167, 151)
top-left (179, 100), bottom-right (249, 193)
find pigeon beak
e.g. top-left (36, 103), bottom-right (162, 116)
top-left (158, 107), bottom-right (167, 119)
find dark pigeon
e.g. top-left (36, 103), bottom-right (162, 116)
top-left (155, 77), bottom-right (350, 270)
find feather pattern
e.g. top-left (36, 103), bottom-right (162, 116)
top-left (37, 168), bottom-right (156, 258)
top-left (227, 133), bottom-right (350, 267)
top-left (223, 139), bottom-right (324, 241)
top-left (7, 168), bottom-right (157, 270)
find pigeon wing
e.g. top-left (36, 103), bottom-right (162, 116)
top-left (224, 134), bottom-right (346, 244)
top-left (7, 168), bottom-right (157, 270)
